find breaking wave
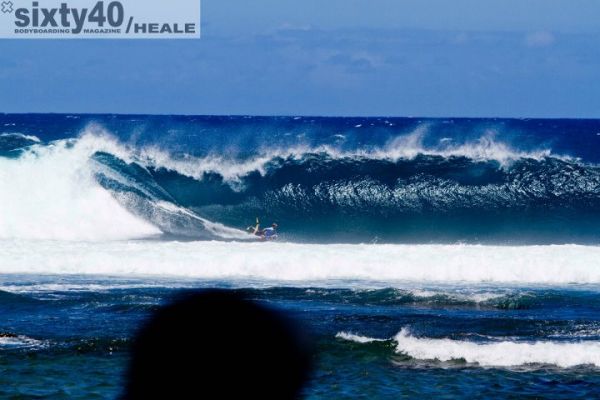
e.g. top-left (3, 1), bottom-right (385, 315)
top-left (393, 328), bottom-right (600, 368)
top-left (336, 328), bottom-right (600, 368)
top-left (1, 123), bottom-right (599, 243)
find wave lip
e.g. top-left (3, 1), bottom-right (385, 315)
top-left (0, 132), bottom-right (41, 143)
top-left (138, 130), bottom-right (565, 185)
top-left (394, 328), bottom-right (600, 368)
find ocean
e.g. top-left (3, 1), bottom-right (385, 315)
top-left (1, 114), bottom-right (600, 398)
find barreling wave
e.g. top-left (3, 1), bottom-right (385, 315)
top-left (123, 129), bottom-right (600, 243)
top-left (156, 151), bottom-right (600, 243)
top-left (1, 125), bottom-right (600, 243)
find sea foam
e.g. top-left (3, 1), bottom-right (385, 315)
top-left (0, 134), bottom-right (160, 241)
top-left (394, 328), bottom-right (600, 368)
top-left (1, 240), bottom-right (600, 285)
top-left (336, 328), bottom-right (600, 368)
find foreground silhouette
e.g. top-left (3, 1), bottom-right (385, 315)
top-left (123, 290), bottom-right (312, 399)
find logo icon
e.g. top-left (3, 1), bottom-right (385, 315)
top-left (1, 1), bottom-right (13, 13)
top-left (0, 0), bottom-right (200, 39)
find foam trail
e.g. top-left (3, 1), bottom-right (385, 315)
top-left (153, 201), bottom-right (249, 240)
top-left (394, 328), bottom-right (600, 368)
top-left (336, 332), bottom-right (387, 343)
top-left (0, 335), bottom-right (46, 349)
top-left (0, 133), bottom-right (41, 143)
top-left (1, 241), bottom-right (600, 284)
top-left (0, 283), bottom-right (169, 293)
top-left (0, 133), bottom-right (160, 240)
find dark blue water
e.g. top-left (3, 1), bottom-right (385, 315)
top-left (1, 275), bottom-right (600, 399)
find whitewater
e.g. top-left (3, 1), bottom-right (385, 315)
top-left (0, 132), bottom-right (248, 241)
top-left (336, 328), bottom-right (600, 368)
top-left (1, 240), bottom-right (599, 284)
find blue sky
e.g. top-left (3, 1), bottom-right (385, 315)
top-left (1, 0), bottom-right (600, 117)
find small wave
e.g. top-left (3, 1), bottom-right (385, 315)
top-left (241, 287), bottom-right (520, 308)
top-left (0, 132), bottom-right (42, 154)
top-left (0, 132), bottom-right (41, 143)
top-left (549, 325), bottom-right (600, 339)
top-left (63, 337), bottom-right (129, 354)
top-left (0, 283), bottom-right (168, 293)
top-left (336, 332), bottom-right (387, 343)
top-left (0, 333), bottom-right (46, 350)
top-left (337, 328), bottom-right (600, 368)
top-left (393, 328), bottom-right (600, 368)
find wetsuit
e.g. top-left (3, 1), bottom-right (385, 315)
top-left (262, 227), bottom-right (278, 240)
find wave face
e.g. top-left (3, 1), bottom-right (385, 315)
top-left (2, 114), bottom-right (600, 243)
top-left (158, 152), bottom-right (600, 243)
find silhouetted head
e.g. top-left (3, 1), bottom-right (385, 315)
top-left (123, 290), bottom-right (311, 399)
top-left (272, 223), bottom-right (278, 229)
